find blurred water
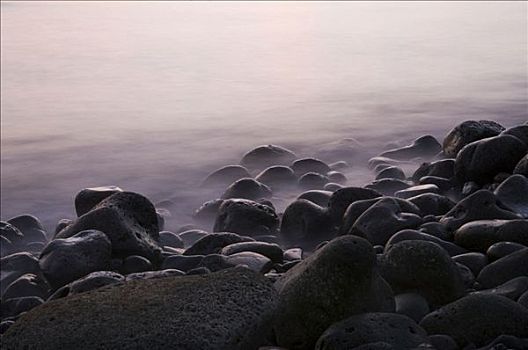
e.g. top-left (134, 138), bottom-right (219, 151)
top-left (1, 1), bottom-right (527, 231)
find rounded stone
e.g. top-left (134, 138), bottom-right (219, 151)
top-left (241, 144), bottom-right (297, 170)
top-left (120, 255), bottom-right (153, 274)
top-left (221, 241), bottom-right (283, 263)
top-left (298, 172), bottom-right (329, 190)
top-left (2, 273), bottom-right (49, 300)
top-left (0, 252), bottom-right (41, 296)
top-left (412, 159), bottom-right (455, 182)
top-left (327, 171), bottom-right (347, 184)
top-left (221, 178), bottom-right (272, 200)
top-left (376, 166), bottom-right (405, 180)
top-left (476, 248), bottom-right (528, 288)
top-left (291, 158), bottom-right (331, 177)
top-left (385, 229), bottom-right (466, 257)
top-left (442, 120), bottom-right (505, 157)
top-left (224, 252), bottom-right (273, 273)
top-left (327, 187), bottom-right (382, 223)
top-left (68, 271), bottom-right (124, 296)
top-left (395, 184), bottom-right (439, 199)
top-left (161, 254), bottom-right (204, 272)
top-left (297, 190), bottom-right (333, 207)
top-left (74, 186), bottom-right (123, 217)
top-left (494, 174), bottom-right (528, 218)
top-left (255, 166), bottom-right (297, 190)
top-left (452, 252), bottom-right (488, 276)
top-left (213, 199), bottom-right (279, 236)
top-left (159, 231), bottom-right (184, 249)
top-left (380, 135), bottom-right (441, 161)
top-left (202, 165), bottom-right (251, 187)
top-left (178, 229), bottom-right (208, 247)
top-left (193, 199), bottom-right (225, 226)
top-left (454, 219), bottom-right (528, 252)
top-left (184, 232), bottom-right (253, 256)
top-left (501, 124), bottom-right (528, 146)
top-left (7, 214), bottom-right (48, 244)
top-left (486, 241), bottom-right (526, 261)
top-left (408, 193), bottom-right (455, 216)
top-left (366, 179), bottom-right (410, 197)
top-left (394, 293), bottom-right (430, 323)
top-left (513, 154), bottom-right (528, 175)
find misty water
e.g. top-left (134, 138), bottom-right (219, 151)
top-left (1, 1), bottom-right (527, 231)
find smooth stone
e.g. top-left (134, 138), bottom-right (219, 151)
top-left (418, 176), bottom-right (453, 192)
top-left (419, 294), bottom-right (528, 347)
top-left (125, 269), bottom-right (185, 281)
top-left (283, 248), bottom-right (303, 261)
top-left (494, 174), bottom-right (528, 218)
top-left (324, 183), bottom-right (344, 192)
top-left (366, 179), bottom-right (410, 196)
top-left (292, 158), bottom-right (331, 177)
top-left (7, 215), bottom-right (48, 244)
top-left (241, 144), bottom-right (297, 170)
top-left (486, 241), bottom-right (526, 261)
top-left (408, 193), bottom-right (455, 216)
top-left (427, 335), bottom-right (458, 350)
top-left (225, 252), bottom-right (273, 273)
top-left (316, 313), bottom-right (429, 350)
top-left (280, 199), bottom-right (334, 250)
top-left (221, 242), bottom-right (283, 263)
top-left (158, 230), bottom-right (184, 249)
top-left (473, 276), bottom-right (528, 301)
top-left (120, 255), bottom-right (152, 274)
top-left (193, 199), bottom-right (225, 226)
top-left (457, 262), bottom-right (475, 289)
top-left (297, 190), bottom-right (333, 207)
top-left (74, 186), bottom-right (123, 217)
top-left (462, 180), bottom-right (480, 196)
top-left (253, 235), bottom-right (279, 244)
top-left (476, 335), bottom-right (528, 350)
top-left (186, 267), bottom-right (211, 275)
top-left (184, 232), bottom-right (253, 256)
top-left (452, 252), bottom-right (488, 276)
top-left (213, 199), bottom-right (279, 236)
top-left (368, 156), bottom-right (412, 170)
top-left (162, 246), bottom-right (184, 255)
top-left (0, 252), bottom-right (41, 296)
top-left (1, 221), bottom-right (24, 248)
top-left (501, 124), bottom-right (528, 146)
top-left (39, 230), bottom-right (112, 289)
top-left (454, 219), bottom-right (528, 252)
top-left (327, 171), bottom-right (347, 184)
top-left (374, 163), bottom-right (392, 174)
top-left (327, 187), bottom-right (382, 223)
top-left (394, 293), bottom-right (430, 323)
top-left (454, 135), bottom-right (526, 185)
top-left (380, 240), bottom-right (466, 307)
top-left (202, 165), bottom-right (251, 187)
top-left (412, 159), bottom-right (455, 182)
top-left (221, 178), bottom-right (272, 200)
top-left (476, 248), bottom-right (528, 288)
top-left (1, 235), bottom-right (14, 257)
top-left (56, 191), bottom-right (162, 262)
top-left (442, 120), bottom-right (505, 157)
top-left (255, 166), bottom-right (297, 190)
top-left (376, 166), bottom-right (406, 180)
top-left (2, 273), bottom-right (49, 300)
top-left (199, 254), bottom-right (236, 272)
top-left (298, 172), bottom-right (329, 190)
top-left (385, 230), bottom-right (466, 257)
top-left (54, 219), bottom-right (72, 236)
top-left (329, 161), bottom-right (349, 171)
top-left (178, 229), bottom-right (208, 247)
top-left (273, 236), bottom-right (395, 350)
top-left (176, 224), bottom-right (198, 233)
top-left (67, 271), bottom-right (124, 296)
top-left (440, 190), bottom-right (519, 232)
top-left (418, 222), bottom-right (450, 240)
top-left (1, 296), bottom-right (44, 319)
top-left (395, 184), bottom-right (439, 199)
top-left (380, 135), bottom-right (441, 161)
top-left (161, 255), bottom-right (204, 272)
top-left (2, 268), bottom-right (278, 349)
top-left (0, 320), bottom-right (14, 335)
top-left (274, 260), bottom-right (301, 273)
top-left (513, 154), bottom-right (528, 175)
top-left (518, 290), bottom-right (528, 308)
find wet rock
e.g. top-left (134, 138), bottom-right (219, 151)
top-left (54, 219), bottom-right (72, 235)
top-left (68, 271), bottom-right (124, 296)
top-left (159, 230), bottom-right (184, 249)
top-left (454, 135), bottom-right (526, 185)
top-left (454, 219), bottom-right (528, 252)
top-left (56, 191), bottom-right (162, 262)
top-left (412, 159), bottom-right (455, 182)
top-left (427, 335), bottom-right (458, 350)
top-left (419, 294), bottom-right (528, 347)
top-left (120, 255), bottom-right (153, 274)
top-left (184, 232), bottom-right (253, 256)
top-left (202, 165), bottom-right (251, 187)
top-left (0, 320), bottom-right (14, 335)
top-left (297, 190), bottom-right (333, 207)
top-left (442, 120), bottom-right (505, 157)
top-left (366, 179), bottom-right (410, 196)
top-left (39, 230), bottom-right (112, 289)
top-left (74, 185), bottom-right (123, 216)
top-left (225, 252), bottom-right (273, 273)
top-left (395, 184), bottom-right (439, 199)
top-left (494, 174), bottom-right (528, 218)
top-left (440, 190), bottom-right (519, 231)
top-left (385, 230), bottom-right (466, 257)
top-left (241, 144), bottom-right (297, 170)
top-left (376, 166), bottom-right (405, 180)
top-left (408, 193), bottom-right (455, 216)
top-left (452, 252), bottom-right (488, 276)
top-left (394, 293), bottom-right (430, 323)
top-left (193, 199), bottom-right (224, 226)
top-left (273, 236), bottom-right (395, 350)
top-left (255, 166), bottom-right (297, 190)
top-left (486, 241), bottom-right (526, 261)
top-left (7, 215), bottom-right (48, 244)
top-left (380, 240), bottom-right (466, 307)
top-left (283, 248), bottom-right (303, 261)
top-left (1, 296), bottom-right (44, 319)
top-left (292, 158), bottom-right (331, 177)
top-left (161, 255), bottom-right (204, 272)
top-left (477, 335), bottom-right (528, 350)
top-left (418, 176), bottom-right (453, 192)
top-left (1, 221), bottom-right (24, 249)
top-left (473, 276), bottom-right (528, 301)
top-left (1, 252), bottom-right (41, 296)
top-left (457, 262), bottom-right (475, 289)
top-left (513, 154), bottom-right (528, 175)
top-left (178, 229), bottom-right (208, 247)
top-left (502, 124), bottom-right (528, 146)
top-left (519, 290), bottom-right (528, 308)
top-left (213, 199), bottom-right (279, 236)
top-left (2, 268), bottom-right (278, 349)
top-left (476, 248), bottom-right (528, 288)
top-left (380, 135), bottom-right (441, 161)
top-left (253, 235), bottom-right (279, 244)
top-left (315, 313), bottom-right (429, 350)
top-left (221, 178), bottom-right (272, 200)
top-left (327, 171), bottom-right (347, 184)
top-left (327, 187), bottom-right (382, 223)
top-left (2, 273), bottom-right (49, 300)
top-left (298, 172), bottom-right (329, 190)
top-left (221, 241), bottom-right (283, 263)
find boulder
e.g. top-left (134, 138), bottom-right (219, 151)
top-left (513, 154), bottom-right (528, 176)
top-left (297, 190), bottom-right (333, 207)
top-left (1, 273), bottom-right (49, 300)
top-left (452, 252), bottom-right (488, 276)
top-left (213, 199), bottom-right (279, 236)
top-left (501, 124), bottom-right (528, 146)
top-left (394, 293), bottom-right (430, 323)
top-left (394, 184), bottom-right (439, 199)
top-left (365, 179), bottom-right (410, 196)
top-left (193, 199), bottom-right (225, 226)
top-left (1, 296), bottom-right (44, 319)
top-left (7, 215), bottom-right (48, 244)
top-left (255, 166), bottom-right (297, 190)
top-left (184, 232), bottom-right (253, 256)
top-left (158, 231), bottom-right (184, 249)
top-left (74, 186), bottom-right (123, 217)
top-left (221, 178), bottom-right (272, 200)
top-left (412, 159), bottom-right (455, 182)
top-left (1, 252), bottom-right (41, 296)
top-left (291, 158), bottom-right (331, 177)
top-left (120, 255), bottom-right (152, 274)
top-left (486, 241), bottom-right (526, 261)
top-left (224, 252), bottom-right (273, 273)
top-left (161, 255), bottom-right (204, 272)
top-left (376, 166), bottom-right (406, 180)
top-left (408, 193), bottom-right (455, 216)
top-left (298, 172), bottom-right (329, 190)
top-left (385, 230), bottom-right (466, 257)
top-left (473, 276), bottom-right (528, 301)
top-left (326, 171), bottom-right (347, 184)
top-left (442, 120), bottom-right (505, 157)
top-left (454, 219), bottom-right (528, 252)
top-left (178, 229), bottom-right (208, 247)
top-left (241, 144), bottom-right (296, 170)
top-left (327, 187), bottom-right (382, 223)
top-left (202, 165), bottom-right (251, 187)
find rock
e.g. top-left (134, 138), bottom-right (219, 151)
top-left (221, 241), bottom-right (283, 263)
top-left (178, 229), bottom-right (208, 247)
top-left (2, 268), bottom-right (278, 349)
top-left (120, 255), bottom-right (152, 274)
top-left (366, 179), bottom-right (410, 196)
top-left (513, 154), bottom-right (528, 175)
top-left (418, 176), bottom-right (453, 192)
top-left (159, 231), bottom-right (184, 249)
top-left (315, 138), bottom-right (364, 163)
top-left (283, 248), bottom-right (303, 261)
top-left (368, 156), bottom-right (412, 170)
top-left (67, 271), bottom-right (124, 296)
top-left (457, 262), bottom-right (475, 289)
top-left (225, 252), bottom-right (273, 273)
top-left (74, 186), bottom-right (123, 216)
top-left (186, 267), bottom-right (211, 275)
top-left (7, 215), bottom-right (48, 244)
top-left (380, 135), bottom-right (441, 161)
top-left (315, 313), bottom-right (429, 350)
top-left (199, 254), bottom-right (236, 272)
top-left (1, 235), bottom-right (14, 257)
top-left (193, 199), bottom-right (224, 226)
top-left (380, 240), bottom-right (466, 307)
top-left (385, 230), bottom-right (466, 257)
top-left (1, 252), bottom-right (41, 296)
top-left (253, 235), bottom-right (279, 244)
top-left (280, 199), bottom-right (334, 250)
top-left (327, 187), bottom-right (382, 223)
top-left (327, 171), bottom-right (347, 184)
top-left (1, 296), bottom-right (44, 319)
top-left (376, 166), bottom-right (406, 180)
top-left (54, 219), bottom-right (72, 235)
top-left (494, 174), bottom-right (528, 218)
top-left (298, 172), bottom-right (329, 190)
top-left (395, 184), bottom-right (439, 199)
top-left (454, 135), bottom-right (526, 185)
top-left (1, 273), bottom-right (49, 300)
top-left (519, 290), bottom-right (528, 308)
top-left (1, 221), bottom-right (24, 249)
top-left (221, 178), bottom-right (272, 200)
top-left (213, 199), bottom-right (279, 236)
top-left (329, 161), bottom-right (349, 171)
top-left (454, 219), bottom-right (528, 252)
top-left (408, 193), bottom-right (455, 216)
top-left (184, 232), bottom-right (253, 256)
top-left (427, 335), bottom-right (458, 350)
top-left (502, 124), bottom-right (528, 146)
top-left (462, 181), bottom-right (480, 196)
top-left (125, 269), bottom-right (185, 281)
top-left (273, 236), bottom-right (395, 350)
top-left (442, 120), bottom-right (505, 157)
top-left (486, 241), bottom-right (526, 261)
top-left (473, 276), bottom-right (528, 301)
top-left (440, 190), bottom-right (519, 232)
top-left (412, 159), bottom-right (455, 182)
top-left (476, 248), bottom-right (528, 288)
top-left (477, 335), bottom-right (528, 350)
top-left (297, 190), bottom-right (333, 207)
top-left (419, 294), bottom-right (528, 347)
top-left (292, 158), bottom-right (331, 177)
top-left (39, 230), bottom-right (112, 289)
top-left (241, 144), bottom-right (297, 170)
top-left (394, 293), bottom-right (430, 323)
top-left (161, 255), bottom-right (204, 272)
top-left (324, 183), bottom-right (344, 192)
top-left (452, 252), bottom-right (488, 276)
top-left (202, 165), bottom-right (251, 187)
top-left (418, 222), bottom-right (450, 240)
top-left (56, 191), bottom-right (162, 262)
top-left (255, 166), bottom-right (298, 190)
top-left (0, 320), bottom-right (14, 335)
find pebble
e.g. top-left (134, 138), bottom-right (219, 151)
top-left (513, 154), bottom-right (528, 175)
top-left (297, 190), bottom-right (333, 207)
top-left (327, 187), bottom-right (382, 223)
top-left (161, 254), bottom-right (204, 272)
top-left (394, 184), bottom-right (439, 199)
top-left (385, 229), bottom-right (466, 257)
top-left (394, 293), bottom-right (430, 323)
top-left (412, 159), bottom-right (455, 182)
top-left (452, 252), bottom-right (488, 276)
top-left (298, 172), bottom-right (330, 190)
top-left (375, 166), bottom-right (406, 180)
top-left (2, 273), bottom-right (49, 301)
top-left (184, 232), bottom-right (253, 256)
top-left (366, 179), bottom-right (410, 196)
top-left (120, 255), bottom-right (153, 274)
top-left (225, 252), bottom-right (273, 273)
top-left (178, 229), bottom-right (208, 247)
top-left (0, 252), bottom-right (41, 296)
top-left (407, 193), bottom-right (454, 216)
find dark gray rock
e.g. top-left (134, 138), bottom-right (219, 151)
top-left (418, 222), bottom-right (450, 240)
top-left (56, 191), bottom-right (162, 262)
top-left (518, 290), bottom-right (528, 308)
top-left (315, 313), bottom-right (429, 350)
top-left (412, 159), bottom-right (455, 182)
top-left (1, 273), bottom-right (49, 300)
top-left (161, 254), bottom-right (204, 272)
top-left (486, 241), bottom-right (526, 261)
top-left (74, 185), bottom-right (123, 217)
top-left (125, 269), bottom-right (185, 281)
top-left (494, 174), bottom-right (528, 218)
top-left (418, 176), bottom-right (453, 192)
top-left (1, 296), bottom-right (44, 319)
top-left (454, 135), bottom-right (526, 185)
top-left (394, 293), bottom-right (430, 323)
top-left (39, 230), bottom-right (112, 289)
top-left (273, 236), bottom-right (395, 350)
top-left (186, 267), bottom-right (211, 275)
top-left (1, 221), bottom-right (24, 249)
top-left (457, 262), bottom-right (476, 289)
top-left (283, 248), bottom-right (303, 261)
top-left (184, 232), bottom-right (253, 256)
top-left (380, 135), bottom-right (441, 161)
top-left (1, 252), bottom-right (41, 296)
top-left (193, 199), bottom-right (225, 226)
top-left (329, 161), bottom-right (350, 171)
top-left (376, 166), bottom-right (406, 180)
top-left (502, 124), bottom-right (528, 146)
top-left (202, 165), bottom-right (251, 187)
top-left (1, 235), bottom-right (14, 257)
top-left (473, 276), bottom-right (528, 301)
top-left (297, 190), bottom-right (333, 207)
top-left (241, 144), bottom-right (297, 170)
top-left (2, 268), bottom-right (278, 350)
top-left (366, 179), bottom-right (410, 196)
top-left (427, 335), bottom-right (458, 350)
top-left (327, 171), bottom-right (347, 184)
top-left (225, 252), bottom-right (273, 273)
top-left (178, 229), bottom-right (208, 247)
top-left (477, 248), bottom-right (528, 288)
top-left (7, 215), bottom-right (48, 244)
top-left (221, 241), bottom-right (283, 263)
top-left (419, 294), bottom-right (528, 347)
top-left (0, 320), bottom-right (14, 335)
top-left (368, 156), bottom-right (412, 170)
top-left (199, 254), bottom-right (236, 272)
top-left (120, 255), bottom-right (152, 274)
top-left (213, 199), bottom-right (279, 236)
top-left (442, 120), bottom-right (505, 157)
top-left (68, 271), bottom-right (124, 296)
top-left (452, 252), bottom-right (488, 276)
top-left (408, 193), bottom-right (455, 216)
top-left (380, 240), bottom-right (466, 307)
top-left (454, 219), bottom-right (528, 252)
top-left (513, 154), bottom-right (528, 176)
top-left (324, 183), bottom-right (344, 192)
top-left (255, 166), bottom-right (297, 190)
top-left (292, 158), bottom-right (331, 177)
top-left (159, 230), bottom-right (184, 249)
top-left (221, 178), bottom-right (272, 200)
top-left (385, 230), bottom-right (466, 257)
top-left (395, 184), bottom-right (439, 199)
top-left (327, 187), bottom-right (382, 223)
top-left (54, 219), bottom-right (72, 235)
top-left (476, 335), bottom-right (528, 350)
top-left (298, 172), bottom-right (329, 190)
